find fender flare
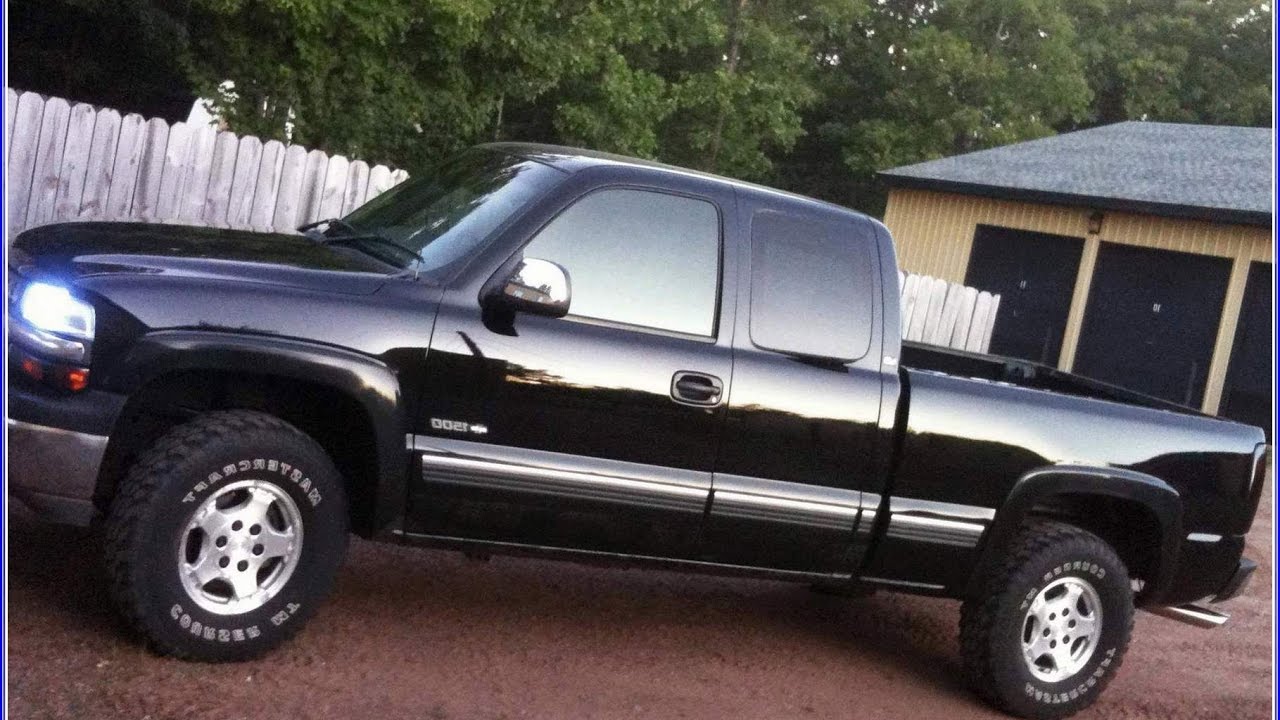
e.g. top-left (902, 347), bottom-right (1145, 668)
top-left (108, 329), bottom-right (408, 534)
top-left (970, 464), bottom-right (1183, 600)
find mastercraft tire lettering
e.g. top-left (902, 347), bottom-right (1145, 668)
top-left (103, 410), bottom-right (348, 661)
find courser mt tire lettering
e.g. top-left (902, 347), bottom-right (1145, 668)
top-left (960, 521), bottom-right (1134, 720)
top-left (103, 410), bottom-right (349, 661)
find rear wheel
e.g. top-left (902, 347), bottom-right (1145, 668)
top-left (103, 410), bottom-right (348, 661)
top-left (960, 521), bottom-right (1133, 719)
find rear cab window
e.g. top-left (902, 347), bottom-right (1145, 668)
top-left (748, 210), bottom-right (876, 360)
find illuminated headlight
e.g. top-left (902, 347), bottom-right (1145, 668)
top-left (18, 281), bottom-right (95, 340)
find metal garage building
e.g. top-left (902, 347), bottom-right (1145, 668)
top-left (879, 122), bottom-right (1272, 431)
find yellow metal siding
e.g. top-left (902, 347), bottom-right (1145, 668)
top-left (882, 188), bottom-right (1273, 414)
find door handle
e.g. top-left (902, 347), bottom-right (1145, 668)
top-left (671, 371), bottom-right (723, 407)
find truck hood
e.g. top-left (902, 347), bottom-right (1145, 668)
top-left (11, 221), bottom-right (393, 296)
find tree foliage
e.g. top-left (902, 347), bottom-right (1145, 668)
top-left (9, 0), bottom-right (1272, 211)
top-left (1065, 0), bottom-right (1272, 127)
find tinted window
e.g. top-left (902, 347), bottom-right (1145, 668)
top-left (522, 189), bottom-right (720, 336)
top-left (749, 211), bottom-right (875, 360)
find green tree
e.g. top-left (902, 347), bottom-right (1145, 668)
top-left (188, 0), bottom-right (857, 180)
top-left (181, 0), bottom-right (1267, 208)
top-left (1066, 0), bottom-right (1272, 127)
top-left (775, 0), bottom-right (1092, 212)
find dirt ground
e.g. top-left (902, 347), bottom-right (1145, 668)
top-left (8, 480), bottom-right (1273, 720)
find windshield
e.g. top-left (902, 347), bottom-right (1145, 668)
top-left (341, 147), bottom-right (564, 278)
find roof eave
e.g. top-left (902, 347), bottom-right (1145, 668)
top-left (878, 173), bottom-right (1271, 228)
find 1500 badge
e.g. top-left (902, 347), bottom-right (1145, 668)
top-left (430, 417), bottom-right (489, 435)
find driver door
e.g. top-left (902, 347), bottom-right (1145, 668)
top-left (406, 178), bottom-right (738, 560)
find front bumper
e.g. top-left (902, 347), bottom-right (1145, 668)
top-left (7, 381), bottom-right (126, 525)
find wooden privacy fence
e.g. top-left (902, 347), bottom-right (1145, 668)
top-left (898, 271), bottom-right (1001, 353)
top-left (4, 88), bottom-right (408, 242)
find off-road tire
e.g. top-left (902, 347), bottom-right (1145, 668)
top-left (960, 521), bottom-right (1134, 719)
top-left (103, 410), bottom-right (349, 661)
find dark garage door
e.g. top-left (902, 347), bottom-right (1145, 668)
top-left (1074, 243), bottom-right (1231, 408)
top-left (964, 225), bottom-right (1083, 364)
top-left (1221, 262), bottom-right (1272, 436)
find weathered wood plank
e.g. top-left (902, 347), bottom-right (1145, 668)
top-left (272, 144), bottom-right (309, 232)
top-left (966, 292), bottom-right (996, 353)
top-left (226, 135), bottom-right (263, 229)
top-left (979, 294), bottom-right (1000, 353)
top-left (929, 283), bottom-right (963, 346)
top-left (249, 140), bottom-right (286, 231)
top-left (79, 109), bottom-right (122, 220)
top-left (8, 92), bottom-right (46, 238)
top-left (152, 121), bottom-right (191, 221)
top-left (317, 154), bottom-right (350, 219)
top-left (341, 160), bottom-right (371, 215)
top-left (5, 88), bottom-right (18, 162)
top-left (297, 148), bottom-right (329, 226)
top-left (899, 273), bottom-right (920, 335)
top-left (906, 276), bottom-right (943, 342)
top-left (130, 117), bottom-right (170, 221)
top-left (920, 278), bottom-right (951, 344)
top-left (202, 131), bottom-right (239, 227)
top-left (178, 124), bottom-right (218, 222)
top-left (53, 102), bottom-right (97, 221)
top-left (365, 164), bottom-right (394, 203)
top-left (949, 286), bottom-right (979, 349)
top-left (25, 97), bottom-right (72, 229)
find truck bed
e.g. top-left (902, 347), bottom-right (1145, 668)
top-left (900, 341), bottom-right (1205, 418)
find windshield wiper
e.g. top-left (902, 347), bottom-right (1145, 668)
top-left (298, 217), bottom-right (359, 235)
top-left (301, 217), bottom-right (425, 278)
top-left (318, 234), bottom-right (426, 268)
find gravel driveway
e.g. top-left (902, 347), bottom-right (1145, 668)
top-left (8, 480), bottom-right (1272, 720)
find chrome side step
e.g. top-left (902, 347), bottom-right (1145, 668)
top-left (1146, 604), bottom-right (1230, 628)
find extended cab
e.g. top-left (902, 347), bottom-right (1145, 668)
top-left (7, 144), bottom-right (1266, 719)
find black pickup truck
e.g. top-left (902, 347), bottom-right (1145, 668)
top-left (7, 143), bottom-right (1266, 719)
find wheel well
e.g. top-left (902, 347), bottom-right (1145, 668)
top-left (97, 371), bottom-right (382, 537)
top-left (1026, 493), bottom-right (1163, 594)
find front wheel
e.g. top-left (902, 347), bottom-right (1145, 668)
top-left (960, 521), bottom-right (1134, 719)
top-left (103, 410), bottom-right (349, 661)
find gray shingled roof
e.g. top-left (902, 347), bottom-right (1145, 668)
top-left (879, 122), bottom-right (1272, 225)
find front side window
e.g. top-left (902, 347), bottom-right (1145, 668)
top-left (749, 210), bottom-right (875, 360)
top-left (521, 189), bottom-right (720, 337)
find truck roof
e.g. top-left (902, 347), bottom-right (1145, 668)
top-left (480, 142), bottom-right (878, 225)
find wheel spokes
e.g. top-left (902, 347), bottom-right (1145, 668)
top-left (226, 561), bottom-right (263, 600)
top-left (257, 523), bottom-right (296, 559)
top-left (1019, 576), bottom-right (1105, 683)
top-left (177, 479), bottom-right (305, 615)
top-left (185, 545), bottom-right (224, 586)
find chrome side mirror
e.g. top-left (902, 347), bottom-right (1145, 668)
top-left (490, 257), bottom-right (571, 318)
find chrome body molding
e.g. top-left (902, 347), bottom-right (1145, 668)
top-left (882, 496), bottom-right (995, 548)
top-left (860, 575), bottom-right (947, 591)
top-left (710, 474), bottom-right (861, 531)
top-left (411, 435), bottom-right (709, 514)
top-left (1187, 532), bottom-right (1224, 543)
